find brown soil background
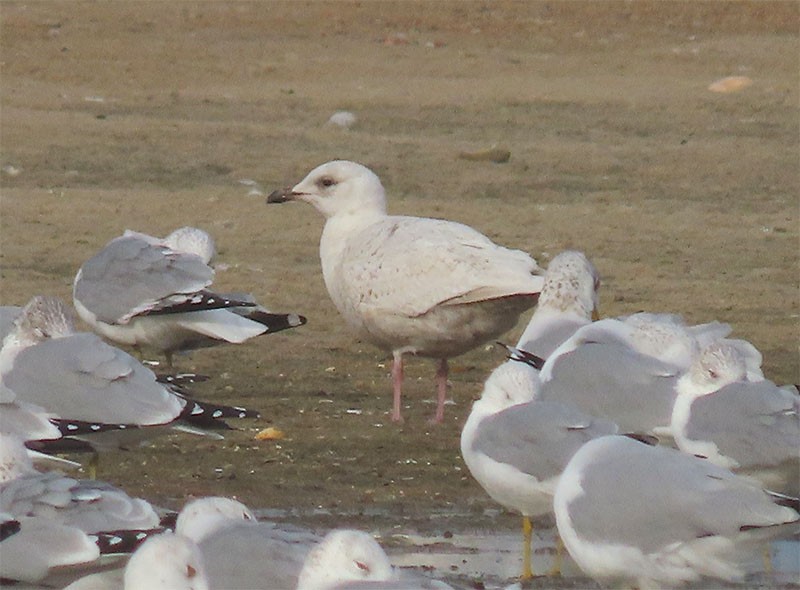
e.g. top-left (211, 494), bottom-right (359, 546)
top-left (1, 1), bottom-right (798, 586)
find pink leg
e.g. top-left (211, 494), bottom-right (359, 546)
top-left (432, 358), bottom-right (448, 424)
top-left (391, 350), bottom-right (404, 423)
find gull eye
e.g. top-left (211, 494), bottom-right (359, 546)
top-left (708, 369), bottom-right (718, 380)
top-left (355, 560), bottom-right (370, 572)
top-left (318, 176), bottom-right (336, 188)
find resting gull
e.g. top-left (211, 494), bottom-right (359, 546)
top-left (514, 249), bottom-right (600, 359)
top-left (73, 229), bottom-right (305, 366)
top-left (461, 360), bottom-right (617, 579)
top-left (268, 160), bottom-right (544, 423)
top-left (1, 296), bottom-right (259, 459)
top-left (0, 435), bottom-right (161, 585)
top-left (123, 532), bottom-right (210, 590)
top-left (175, 496), bottom-right (318, 590)
top-left (553, 434), bottom-right (800, 589)
top-left (671, 341), bottom-right (800, 496)
top-left (295, 529), bottom-right (395, 590)
top-left (0, 434), bottom-right (159, 532)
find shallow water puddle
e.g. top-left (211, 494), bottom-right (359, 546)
top-left (386, 529), bottom-right (583, 583)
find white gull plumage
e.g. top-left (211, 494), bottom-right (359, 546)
top-left (73, 228), bottom-right (305, 366)
top-left (554, 434), bottom-right (799, 589)
top-left (268, 160), bottom-right (544, 423)
top-left (123, 532), bottom-right (210, 590)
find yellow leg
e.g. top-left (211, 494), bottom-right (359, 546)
top-left (87, 450), bottom-right (99, 480)
top-left (521, 515), bottom-right (534, 580)
top-left (763, 545), bottom-right (773, 575)
top-left (547, 534), bottom-right (564, 576)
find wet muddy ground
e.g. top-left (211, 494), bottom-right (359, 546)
top-left (1, 2), bottom-right (798, 588)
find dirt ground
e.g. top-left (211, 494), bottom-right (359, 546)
top-left (1, 1), bottom-right (798, 588)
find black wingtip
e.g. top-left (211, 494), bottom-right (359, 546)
top-left (178, 398), bottom-right (261, 428)
top-left (156, 372), bottom-right (211, 386)
top-left (497, 342), bottom-right (546, 371)
top-left (622, 432), bottom-right (660, 446)
top-left (142, 290), bottom-right (257, 317)
top-left (0, 519), bottom-right (20, 542)
top-left (90, 528), bottom-right (167, 555)
top-left (244, 310), bottom-right (308, 332)
top-left (50, 418), bottom-right (140, 437)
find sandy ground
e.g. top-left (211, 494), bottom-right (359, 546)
top-left (1, 2), bottom-right (798, 588)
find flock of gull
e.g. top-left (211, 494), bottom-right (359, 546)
top-left (1, 159), bottom-right (798, 589)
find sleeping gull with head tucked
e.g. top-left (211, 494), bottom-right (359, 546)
top-left (175, 496), bottom-right (318, 590)
top-left (671, 341), bottom-right (799, 496)
top-left (554, 434), bottom-right (800, 589)
top-left (73, 228), bottom-right (305, 367)
top-left (268, 160), bottom-right (544, 423)
top-left (123, 532), bottom-right (210, 590)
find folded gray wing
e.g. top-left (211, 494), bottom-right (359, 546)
top-left (200, 523), bottom-right (318, 590)
top-left (4, 333), bottom-right (183, 425)
top-left (74, 235), bottom-right (213, 324)
top-left (686, 381), bottom-right (800, 469)
top-left (538, 342), bottom-right (680, 433)
top-left (471, 400), bottom-right (618, 481)
top-left (1, 473), bottom-right (159, 534)
top-left (566, 438), bottom-right (797, 554)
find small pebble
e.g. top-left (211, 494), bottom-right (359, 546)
top-left (328, 111), bottom-right (357, 128)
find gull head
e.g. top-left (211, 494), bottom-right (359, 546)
top-left (164, 227), bottom-right (217, 265)
top-left (123, 532), bottom-right (209, 590)
top-left (681, 341), bottom-right (748, 396)
top-left (176, 496), bottom-right (257, 543)
top-left (5, 296), bottom-right (74, 350)
top-left (296, 529), bottom-right (395, 590)
top-left (268, 160), bottom-right (388, 220)
top-left (479, 360), bottom-right (540, 412)
top-left (539, 250), bottom-right (600, 319)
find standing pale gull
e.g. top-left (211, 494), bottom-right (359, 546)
top-left (73, 229), bottom-right (306, 366)
top-left (123, 532), bottom-right (210, 590)
top-left (268, 160), bottom-right (544, 423)
top-left (514, 250), bottom-right (600, 359)
top-left (1, 296), bottom-right (259, 457)
top-left (460, 361), bottom-right (617, 579)
top-left (671, 342), bottom-right (800, 496)
top-left (554, 435), bottom-right (800, 589)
